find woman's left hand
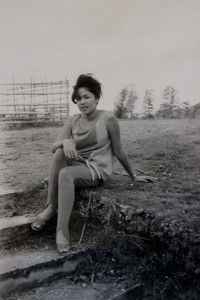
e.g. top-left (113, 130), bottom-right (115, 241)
top-left (134, 175), bottom-right (157, 183)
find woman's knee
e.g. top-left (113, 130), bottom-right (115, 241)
top-left (58, 167), bottom-right (73, 184)
top-left (53, 148), bottom-right (65, 163)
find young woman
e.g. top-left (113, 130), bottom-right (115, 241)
top-left (31, 74), bottom-right (155, 254)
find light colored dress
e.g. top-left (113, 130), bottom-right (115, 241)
top-left (69, 110), bottom-right (114, 181)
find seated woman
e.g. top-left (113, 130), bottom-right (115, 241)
top-left (31, 74), bottom-right (155, 254)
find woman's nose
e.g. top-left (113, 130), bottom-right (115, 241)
top-left (79, 98), bottom-right (86, 104)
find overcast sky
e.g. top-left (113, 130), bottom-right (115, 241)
top-left (0, 0), bottom-right (200, 115)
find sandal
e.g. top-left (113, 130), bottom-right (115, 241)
top-left (31, 217), bottom-right (50, 231)
top-left (57, 242), bottom-right (71, 254)
top-left (31, 204), bottom-right (55, 231)
top-left (56, 228), bottom-right (70, 254)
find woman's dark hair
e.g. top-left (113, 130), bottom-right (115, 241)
top-left (72, 74), bottom-right (102, 103)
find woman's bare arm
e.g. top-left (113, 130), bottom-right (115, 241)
top-left (51, 119), bottom-right (78, 159)
top-left (107, 113), bottom-right (156, 183)
top-left (107, 113), bottom-right (136, 180)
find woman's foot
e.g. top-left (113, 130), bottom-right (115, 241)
top-left (31, 204), bottom-right (54, 231)
top-left (56, 228), bottom-right (70, 254)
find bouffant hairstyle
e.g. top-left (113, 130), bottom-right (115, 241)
top-left (72, 74), bottom-right (102, 103)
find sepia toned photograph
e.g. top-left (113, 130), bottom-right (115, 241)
top-left (0, 0), bottom-right (200, 299)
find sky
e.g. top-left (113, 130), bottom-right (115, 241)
top-left (0, 0), bottom-right (200, 115)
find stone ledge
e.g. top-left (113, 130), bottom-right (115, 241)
top-left (0, 248), bottom-right (87, 297)
top-left (0, 188), bottom-right (16, 197)
top-left (0, 215), bottom-right (34, 245)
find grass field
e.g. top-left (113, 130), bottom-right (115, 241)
top-left (1, 119), bottom-right (200, 191)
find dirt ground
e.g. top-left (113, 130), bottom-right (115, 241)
top-left (0, 118), bottom-right (200, 299)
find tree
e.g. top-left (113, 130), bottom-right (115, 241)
top-left (157, 86), bottom-right (180, 118)
top-left (143, 89), bottom-right (154, 118)
top-left (125, 87), bottom-right (138, 118)
top-left (182, 101), bottom-right (190, 118)
top-left (114, 88), bottom-right (128, 118)
top-left (114, 85), bottom-right (138, 119)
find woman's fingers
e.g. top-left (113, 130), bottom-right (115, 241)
top-left (64, 150), bottom-right (78, 159)
top-left (62, 139), bottom-right (79, 160)
top-left (149, 176), bottom-right (157, 182)
top-left (135, 175), bottom-right (157, 183)
top-left (65, 151), bottom-right (72, 159)
top-left (67, 151), bottom-right (72, 159)
top-left (145, 176), bottom-right (157, 182)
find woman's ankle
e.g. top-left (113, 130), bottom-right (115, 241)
top-left (39, 203), bottom-right (54, 220)
top-left (56, 228), bottom-right (70, 244)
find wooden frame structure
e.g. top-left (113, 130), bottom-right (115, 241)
top-left (0, 78), bottom-right (70, 124)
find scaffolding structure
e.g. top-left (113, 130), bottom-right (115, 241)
top-left (0, 78), bottom-right (70, 123)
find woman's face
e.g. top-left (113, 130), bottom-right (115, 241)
top-left (76, 87), bottom-right (99, 115)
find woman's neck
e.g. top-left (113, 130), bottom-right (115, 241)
top-left (81, 109), bottom-right (99, 121)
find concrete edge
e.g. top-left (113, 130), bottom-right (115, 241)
top-left (0, 248), bottom-right (89, 297)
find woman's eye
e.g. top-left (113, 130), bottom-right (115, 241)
top-left (76, 95), bottom-right (90, 101)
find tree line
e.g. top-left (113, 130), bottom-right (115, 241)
top-left (114, 85), bottom-right (199, 119)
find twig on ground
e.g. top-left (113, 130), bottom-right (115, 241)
top-left (114, 169), bottom-right (151, 176)
top-left (75, 191), bottom-right (93, 247)
top-left (91, 269), bottom-right (95, 284)
top-left (113, 171), bottom-right (129, 176)
top-left (142, 192), bottom-right (150, 201)
top-left (136, 168), bottom-right (148, 175)
top-left (165, 276), bottom-right (181, 296)
top-left (163, 168), bottom-right (169, 175)
top-left (115, 234), bottom-right (150, 241)
top-left (109, 235), bottom-right (145, 251)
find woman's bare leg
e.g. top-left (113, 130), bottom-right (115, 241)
top-left (35, 148), bottom-right (67, 221)
top-left (56, 165), bottom-right (100, 252)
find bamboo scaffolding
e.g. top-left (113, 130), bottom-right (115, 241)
top-left (0, 78), bottom-right (70, 123)
top-left (0, 80), bottom-right (68, 85)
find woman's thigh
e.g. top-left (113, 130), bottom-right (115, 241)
top-left (59, 164), bottom-right (102, 188)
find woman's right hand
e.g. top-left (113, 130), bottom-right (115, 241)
top-left (62, 139), bottom-right (78, 160)
top-left (134, 175), bottom-right (157, 183)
